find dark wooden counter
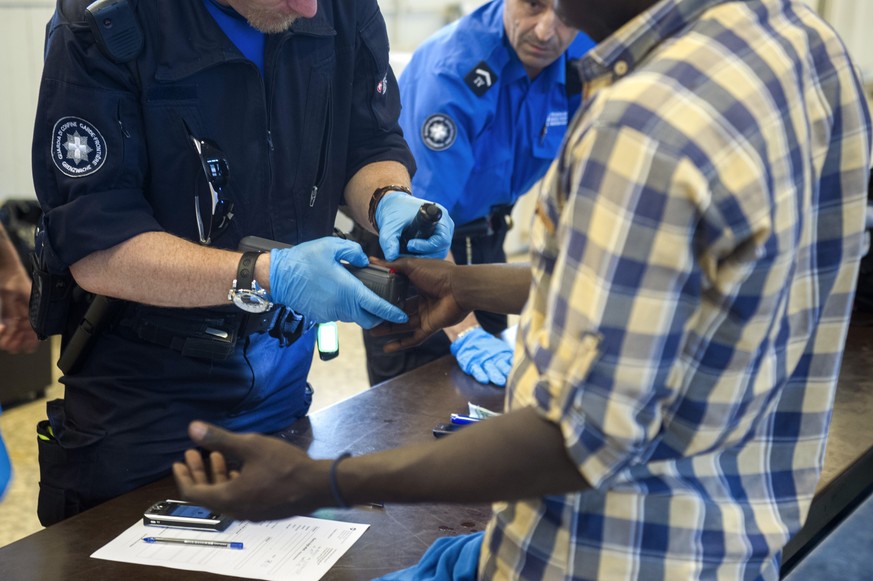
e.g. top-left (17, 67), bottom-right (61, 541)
top-left (0, 356), bottom-right (504, 581)
top-left (1, 316), bottom-right (872, 580)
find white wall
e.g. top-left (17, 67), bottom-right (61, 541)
top-left (816, 0), bottom-right (873, 82)
top-left (0, 1), bottom-right (54, 202)
top-left (381, 0), bottom-right (483, 52)
top-left (1, 0), bottom-right (871, 205)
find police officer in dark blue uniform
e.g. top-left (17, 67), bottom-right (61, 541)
top-left (361, 0), bottom-right (594, 387)
top-left (30, 0), bottom-right (453, 525)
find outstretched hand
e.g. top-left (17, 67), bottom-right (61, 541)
top-left (369, 257), bottom-right (470, 351)
top-left (173, 422), bottom-right (333, 522)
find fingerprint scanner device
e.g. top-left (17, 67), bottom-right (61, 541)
top-left (238, 236), bottom-right (410, 306)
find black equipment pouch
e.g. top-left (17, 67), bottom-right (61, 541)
top-left (85, 0), bottom-right (144, 64)
top-left (28, 253), bottom-right (76, 341)
top-left (118, 305), bottom-right (241, 361)
top-left (57, 294), bottom-right (123, 375)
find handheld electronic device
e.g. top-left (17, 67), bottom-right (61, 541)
top-left (398, 202), bottom-right (442, 254)
top-left (238, 236), bottom-right (410, 306)
top-left (143, 499), bottom-right (233, 531)
top-left (85, 0), bottom-right (144, 63)
top-left (317, 322), bottom-right (340, 361)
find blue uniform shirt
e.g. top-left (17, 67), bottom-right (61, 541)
top-left (398, 0), bottom-right (594, 226)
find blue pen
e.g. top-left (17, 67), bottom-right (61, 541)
top-left (450, 414), bottom-right (482, 425)
top-left (143, 536), bottom-right (244, 550)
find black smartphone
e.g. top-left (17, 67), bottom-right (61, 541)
top-left (432, 422), bottom-right (464, 438)
top-left (143, 499), bottom-right (233, 531)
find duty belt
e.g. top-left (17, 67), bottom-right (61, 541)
top-left (453, 205), bottom-right (514, 240)
top-left (117, 303), bottom-right (308, 361)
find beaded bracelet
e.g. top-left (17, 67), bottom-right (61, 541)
top-left (368, 184), bottom-right (413, 231)
top-left (329, 452), bottom-right (353, 508)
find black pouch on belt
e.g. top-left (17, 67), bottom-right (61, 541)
top-left (119, 306), bottom-right (241, 361)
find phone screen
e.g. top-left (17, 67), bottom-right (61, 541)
top-left (169, 504), bottom-right (212, 519)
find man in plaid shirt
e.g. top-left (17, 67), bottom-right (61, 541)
top-left (175, 0), bottom-right (872, 578)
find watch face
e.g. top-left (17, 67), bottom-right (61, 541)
top-left (232, 289), bottom-right (272, 313)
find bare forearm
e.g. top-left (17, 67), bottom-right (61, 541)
top-left (338, 407), bottom-right (589, 505)
top-left (343, 160), bottom-right (411, 233)
top-left (452, 263), bottom-right (531, 315)
top-left (70, 231), bottom-right (242, 307)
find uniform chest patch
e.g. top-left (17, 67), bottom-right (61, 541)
top-left (464, 61), bottom-right (498, 97)
top-left (421, 114), bottom-right (457, 151)
top-left (51, 117), bottom-right (107, 178)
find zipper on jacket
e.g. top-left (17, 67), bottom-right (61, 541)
top-left (116, 103), bottom-right (131, 138)
top-left (310, 81), bottom-right (333, 208)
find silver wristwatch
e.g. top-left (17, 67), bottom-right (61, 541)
top-left (229, 251), bottom-right (273, 313)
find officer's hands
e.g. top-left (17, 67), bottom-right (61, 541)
top-left (451, 328), bottom-right (513, 387)
top-left (0, 263), bottom-right (38, 354)
top-left (269, 238), bottom-right (408, 329)
top-left (369, 257), bottom-right (469, 350)
top-left (173, 421), bottom-right (332, 521)
top-left (375, 192), bottom-right (454, 261)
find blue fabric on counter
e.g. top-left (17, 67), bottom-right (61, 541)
top-left (376, 532), bottom-right (483, 581)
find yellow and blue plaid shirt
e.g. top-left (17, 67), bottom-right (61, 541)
top-left (482, 0), bottom-right (872, 579)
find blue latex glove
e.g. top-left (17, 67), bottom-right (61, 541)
top-left (450, 327), bottom-right (514, 386)
top-left (375, 191), bottom-right (454, 261)
top-left (269, 238), bottom-right (408, 329)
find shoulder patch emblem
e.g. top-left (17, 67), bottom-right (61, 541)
top-left (51, 117), bottom-right (107, 178)
top-left (422, 114), bottom-right (457, 152)
top-left (464, 61), bottom-right (498, 97)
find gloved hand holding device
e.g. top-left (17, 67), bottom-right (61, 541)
top-left (376, 191), bottom-right (454, 261)
top-left (269, 238), bottom-right (408, 329)
top-left (450, 327), bottom-right (514, 387)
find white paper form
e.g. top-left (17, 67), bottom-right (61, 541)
top-left (91, 516), bottom-right (369, 581)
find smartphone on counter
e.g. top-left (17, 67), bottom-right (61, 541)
top-left (432, 422), bottom-right (464, 438)
top-left (143, 499), bottom-right (233, 531)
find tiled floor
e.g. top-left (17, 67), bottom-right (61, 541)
top-left (0, 322), bottom-right (372, 548)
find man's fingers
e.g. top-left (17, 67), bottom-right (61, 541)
top-left (209, 451), bottom-right (232, 484)
top-left (188, 421), bottom-right (252, 460)
top-left (183, 448), bottom-right (211, 485)
top-left (382, 330), bottom-right (432, 352)
top-left (172, 462), bottom-right (195, 488)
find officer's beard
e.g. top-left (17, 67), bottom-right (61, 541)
top-left (243, 9), bottom-right (299, 34)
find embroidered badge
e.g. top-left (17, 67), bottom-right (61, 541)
top-left (464, 61), bottom-right (498, 97)
top-left (545, 111), bottom-right (568, 128)
top-left (51, 117), bottom-right (107, 178)
top-left (421, 114), bottom-right (457, 151)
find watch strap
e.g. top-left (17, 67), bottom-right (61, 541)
top-left (235, 251), bottom-right (260, 291)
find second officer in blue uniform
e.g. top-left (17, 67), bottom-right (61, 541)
top-left (363, 0), bottom-right (594, 386)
